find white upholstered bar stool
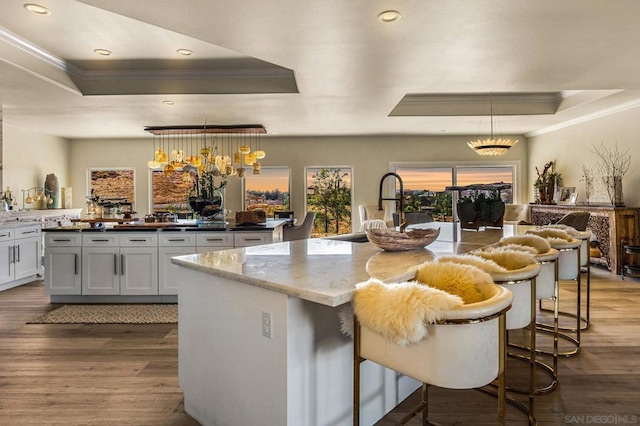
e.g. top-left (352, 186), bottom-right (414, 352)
top-left (496, 235), bottom-right (561, 394)
top-left (353, 264), bottom-right (513, 426)
top-left (438, 253), bottom-right (540, 424)
top-left (527, 230), bottom-right (583, 357)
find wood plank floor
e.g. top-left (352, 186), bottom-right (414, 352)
top-left (1, 266), bottom-right (639, 425)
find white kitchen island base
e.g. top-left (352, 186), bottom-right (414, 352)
top-left (178, 266), bottom-right (420, 426)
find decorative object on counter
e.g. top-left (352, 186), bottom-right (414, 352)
top-left (145, 124), bottom-right (267, 177)
top-left (85, 189), bottom-right (101, 218)
top-left (365, 227), bottom-right (440, 251)
top-left (0, 200), bottom-right (9, 223)
top-left (590, 142), bottom-right (631, 207)
top-left (20, 186), bottom-right (54, 210)
top-left (61, 187), bottom-right (73, 209)
top-left (467, 93), bottom-right (519, 156)
top-left (2, 187), bottom-right (16, 210)
top-left (44, 173), bottom-right (59, 209)
top-left (533, 161), bottom-right (562, 204)
top-left (235, 210), bottom-right (266, 225)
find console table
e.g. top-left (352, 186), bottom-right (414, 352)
top-left (529, 204), bottom-right (639, 274)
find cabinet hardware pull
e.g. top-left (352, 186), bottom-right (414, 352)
top-left (16, 245), bottom-right (20, 262)
top-left (21, 230), bottom-right (37, 235)
top-left (74, 253), bottom-right (78, 275)
top-left (245, 238), bottom-right (262, 241)
top-left (114, 254), bottom-right (118, 275)
top-left (8, 246), bottom-right (12, 265)
top-left (0, 234), bottom-right (8, 238)
top-left (129, 239), bottom-right (147, 242)
top-left (121, 254), bottom-right (125, 275)
top-left (168, 239), bottom-right (185, 242)
top-left (53, 239), bottom-right (71, 242)
top-left (206, 238), bottom-right (224, 242)
top-left (92, 239), bottom-right (110, 242)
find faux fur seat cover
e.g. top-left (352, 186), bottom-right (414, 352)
top-left (541, 224), bottom-right (578, 235)
top-left (474, 248), bottom-right (537, 270)
top-left (525, 228), bottom-right (574, 244)
top-left (353, 278), bottom-right (463, 345)
top-left (415, 261), bottom-right (495, 304)
top-left (499, 234), bottom-right (551, 254)
top-left (491, 243), bottom-right (538, 256)
top-left (437, 254), bottom-right (508, 276)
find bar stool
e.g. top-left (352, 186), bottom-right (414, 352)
top-left (439, 252), bottom-right (540, 424)
top-left (497, 235), bottom-right (561, 395)
top-left (539, 225), bottom-right (592, 330)
top-left (353, 263), bottom-right (513, 426)
top-left (526, 229), bottom-right (582, 357)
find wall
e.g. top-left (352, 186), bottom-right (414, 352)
top-left (70, 134), bottom-right (527, 229)
top-left (3, 125), bottom-right (70, 210)
top-left (528, 106), bottom-right (640, 207)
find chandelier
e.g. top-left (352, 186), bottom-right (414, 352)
top-left (145, 124), bottom-right (267, 177)
top-left (467, 95), bottom-right (518, 156)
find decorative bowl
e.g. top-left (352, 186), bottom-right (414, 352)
top-left (365, 227), bottom-right (440, 251)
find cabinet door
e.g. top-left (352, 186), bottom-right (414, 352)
top-left (158, 246), bottom-right (196, 295)
top-left (14, 236), bottom-right (41, 280)
top-left (120, 247), bottom-right (158, 295)
top-left (0, 240), bottom-right (15, 285)
top-left (234, 232), bottom-right (273, 247)
top-left (45, 247), bottom-right (81, 295)
top-left (82, 247), bottom-right (120, 295)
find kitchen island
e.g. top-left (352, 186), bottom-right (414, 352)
top-left (42, 219), bottom-right (287, 302)
top-left (171, 227), bottom-right (508, 426)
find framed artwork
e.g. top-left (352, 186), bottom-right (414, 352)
top-left (569, 192), bottom-right (579, 205)
top-left (88, 168), bottom-right (135, 206)
top-left (557, 186), bottom-right (576, 204)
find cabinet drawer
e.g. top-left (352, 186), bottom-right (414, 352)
top-left (196, 233), bottom-right (234, 247)
top-left (83, 234), bottom-right (119, 247)
top-left (46, 233), bottom-right (82, 247)
top-left (15, 225), bottom-right (41, 240)
top-left (119, 233), bottom-right (158, 247)
top-left (234, 232), bottom-right (272, 247)
top-left (0, 229), bottom-right (13, 242)
top-left (159, 233), bottom-right (197, 247)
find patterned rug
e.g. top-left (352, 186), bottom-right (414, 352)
top-left (27, 304), bottom-right (177, 324)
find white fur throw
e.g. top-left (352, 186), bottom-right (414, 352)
top-left (492, 243), bottom-right (538, 256)
top-left (353, 278), bottom-right (463, 345)
top-left (526, 228), bottom-right (573, 242)
top-left (499, 234), bottom-right (551, 254)
top-left (415, 261), bottom-right (495, 304)
top-left (438, 254), bottom-right (508, 275)
top-left (475, 248), bottom-right (537, 270)
top-left (542, 224), bottom-right (578, 235)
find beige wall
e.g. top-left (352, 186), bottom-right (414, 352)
top-left (528, 106), bottom-right (640, 207)
top-left (69, 134), bottom-right (527, 229)
top-left (3, 125), bottom-right (70, 210)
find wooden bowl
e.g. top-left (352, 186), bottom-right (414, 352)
top-left (366, 227), bottom-right (440, 251)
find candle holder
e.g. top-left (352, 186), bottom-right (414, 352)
top-left (20, 186), bottom-right (54, 210)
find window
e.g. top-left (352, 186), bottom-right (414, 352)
top-left (306, 167), bottom-right (352, 236)
top-left (243, 167), bottom-right (291, 216)
top-left (150, 170), bottom-right (194, 213)
top-left (88, 168), bottom-right (135, 210)
top-left (393, 164), bottom-right (515, 221)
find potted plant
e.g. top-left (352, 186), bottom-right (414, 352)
top-left (188, 168), bottom-right (227, 219)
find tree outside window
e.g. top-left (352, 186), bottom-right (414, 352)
top-left (306, 167), bottom-right (352, 236)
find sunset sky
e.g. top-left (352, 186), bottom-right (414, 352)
top-left (245, 167), bottom-right (291, 192)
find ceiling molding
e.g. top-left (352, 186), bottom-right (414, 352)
top-left (389, 92), bottom-right (563, 116)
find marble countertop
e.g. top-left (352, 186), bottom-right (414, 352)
top-left (171, 223), bottom-right (524, 307)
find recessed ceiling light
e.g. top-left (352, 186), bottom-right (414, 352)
top-left (177, 49), bottom-right (193, 56)
top-left (377, 10), bottom-right (401, 23)
top-left (162, 100), bottom-right (175, 105)
top-left (24, 3), bottom-right (51, 15)
top-left (94, 49), bottom-right (112, 56)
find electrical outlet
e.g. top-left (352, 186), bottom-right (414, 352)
top-left (262, 311), bottom-right (272, 339)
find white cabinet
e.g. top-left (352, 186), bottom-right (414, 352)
top-left (159, 232), bottom-right (196, 295)
top-left (0, 225), bottom-right (42, 291)
top-left (120, 233), bottom-right (158, 295)
top-left (234, 231), bottom-right (273, 247)
top-left (82, 234), bottom-right (120, 295)
top-left (44, 233), bottom-right (82, 295)
top-left (196, 232), bottom-right (234, 253)
top-left (82, 233), bottom-right (158, 295)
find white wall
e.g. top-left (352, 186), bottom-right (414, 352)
top-left (528, 106), bottom-right (640, 207)
top-left (69, 135), bottom-right (528, 228)
top-left (2, 125), bottom-right (70, 210)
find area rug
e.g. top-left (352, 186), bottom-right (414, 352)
top-left (27, 304), bottom-right (177, 324)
